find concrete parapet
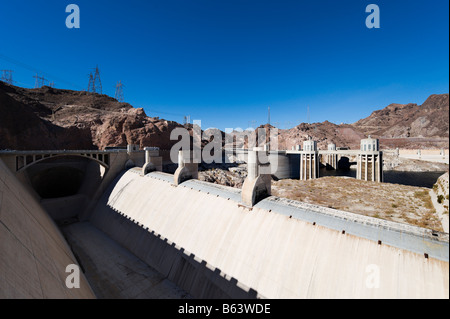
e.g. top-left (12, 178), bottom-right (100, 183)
top-left (127, 144), bottom-right (139, 153)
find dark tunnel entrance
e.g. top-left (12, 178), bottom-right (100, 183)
top-left (24, 155), bottom-right (105, 200)
top-left (23, 155), bottom-right (106, 222)
top-left (31, 166), bottom-right (85, 199)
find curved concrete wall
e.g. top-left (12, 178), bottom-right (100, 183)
top-left (0, 159), bottom-right (95, 299)
top-left (90, 170), bottom-right (449, 299)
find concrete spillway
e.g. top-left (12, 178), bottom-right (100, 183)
top-left (1, 155), bottom-right (449, 299)
top-left (89, 169), bottom-right (448, 299)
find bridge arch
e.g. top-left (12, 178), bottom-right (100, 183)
top-left (15, 152), bottom-right (110, 173)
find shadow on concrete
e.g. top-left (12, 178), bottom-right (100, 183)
top-left (89, 170), bottom-right (260, 299)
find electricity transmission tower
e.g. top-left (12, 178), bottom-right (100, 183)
top-left (33, 73), bottom-right (46, 88)
top-left (87, 73), bottom-right (95, 92)
top-left (307, 105), bottom-right (310, 124)
top-left (87, 66), bottom-right (102, 94)
top-left (115, 80), bottom-right (124, 102)
top-left (1, 70), bottom-right (14, 85)
top-left (183, 115), bottom-right (191, 126)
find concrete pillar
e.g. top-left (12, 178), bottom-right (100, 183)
top-left (372, 155), bottom-right (375, 182)
top-left (299, 155), bottom-right (303, 180)
top-left (142, 147), bottom-right (163, 175)
top-left (174, 150), bottom-right (198, 186)
top-left (247, 150), bottom-right (258, 181)
top-left (309, 154), bottom-right (312, 179)
top-left (364, 155), bottom-right (368, 181)
top-left (380, 152), bottom-right (384, 182)
top-left (357, 155), bottom-right (360, 179)
top-left (241, 149), bottom-right (272, 207)
top-left (299, 152), bottom-right (319, 181)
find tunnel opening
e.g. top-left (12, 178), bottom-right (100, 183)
top-left (23, 155), bottom-right (106, 223)
top-left (31, 166), bottom-right (84, 199)
top-left (337, 157), bottom-right (356, 170)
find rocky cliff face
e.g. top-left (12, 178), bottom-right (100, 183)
top-left (0, 82), bottom-right (186, 150)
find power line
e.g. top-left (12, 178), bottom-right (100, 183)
top-left (0, 53), bottom-right (83, 90)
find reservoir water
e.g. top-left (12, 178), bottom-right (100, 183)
top-left (319, 167), bottom-right (446, 188)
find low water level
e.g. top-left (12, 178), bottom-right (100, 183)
top-left (319, 167), bottom-right (445, 188)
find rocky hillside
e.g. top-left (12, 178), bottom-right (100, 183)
top-left (270, 94), bottom-right (449, 150)
top-left (353, 94), bottom-right (449, 148)
top-left (0, 82), bottom-right (186, 150)
top-left (0, 81), bottom-right (448, 151)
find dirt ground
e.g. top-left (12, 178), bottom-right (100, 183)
top-left (272, 176), bottom-right (444, 232)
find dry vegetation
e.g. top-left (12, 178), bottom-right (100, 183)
top-left (272, 177), bottom-right (444, 232)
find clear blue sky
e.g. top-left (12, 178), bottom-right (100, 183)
top-left (0, 0), bottom-right (448, 130)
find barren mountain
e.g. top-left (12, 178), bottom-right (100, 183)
top-left (271, 94), bottom-right (449, 150)
top-left (0, 82), bottom-right (186, 151)
top-left (352, 94), bottom-right (449, 149)
top-left (0, 81), bottom-right (448, 151)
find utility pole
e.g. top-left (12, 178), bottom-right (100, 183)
top-left (268, 106), bottom-right (271, 126)
top-left (1, 70), bottom-right (13, 85)
top-left (114, 80), bottom-right (124, 102)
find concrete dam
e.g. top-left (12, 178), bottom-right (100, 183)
top-left (0, 147), bottom-right (448, 299)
